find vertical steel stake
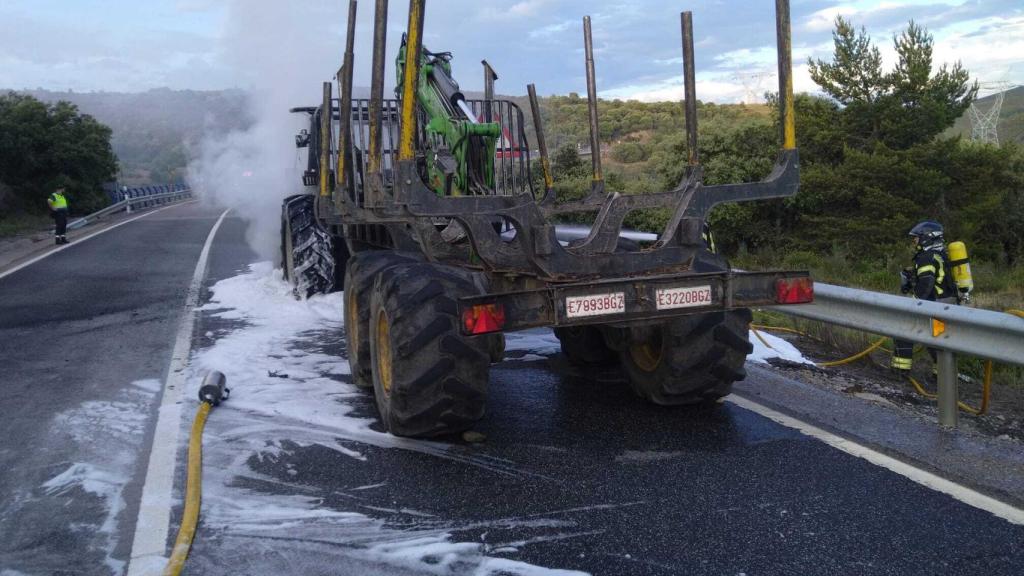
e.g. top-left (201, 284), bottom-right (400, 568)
top-left (483, 60), bottom-right (497, 123)
top-left (398, 0), bottom-right (426, 162)
top-left (582, 16), bottom-right (603, 183)
top-left (367, 0), bottom-right (389, 206)
top-left (775, 0), bottom-right (796, 150)
top-left (680, 12), bottom-right (699, 167)
top-left (527, 84), bottom-right (553, 195)
top-left (337, 0), bottom-right (358, 207)
top-left (319, 81), bottom-right (333, 197)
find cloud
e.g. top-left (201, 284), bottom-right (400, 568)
top-left (715, 47), bottom-right (778, 70)
top-left (2, 1), bottom-right (1022, 102)
top-left (508, 0), bottom-right (549, 18)
top-left (0, 6), bottom-right (222, 91)
top-left (805, 6), bottom-right (860, 32)
top-left (932, 15), bottom-right (1024, 84)
top-left (175, 0), bottom-right (219, 12)
top-left (529, 20), bottom-right (574, 39)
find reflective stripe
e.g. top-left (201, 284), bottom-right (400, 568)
top-left (891, 357), bottom-right (912, 370)
top-left (701, 232), bottom-right (716, 253)
top-left (916, 265), bottom-right (936, 275)
top-left (933, 254), bottom-right (946, 296)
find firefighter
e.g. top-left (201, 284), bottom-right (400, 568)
top-left (891, 221), bottom-right (959, 373)
top-left (47, 187), bottom-right (69, 245)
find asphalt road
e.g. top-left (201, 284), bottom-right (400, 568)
top-left (184, 358), bottom-right (1024, 575)
top-left (1, 202), bottom-right (1022, 575)
top-left (0, 202), bottom-right (230, 574)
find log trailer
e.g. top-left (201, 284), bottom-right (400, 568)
top-left (281, 0), bottom-right (813, 437)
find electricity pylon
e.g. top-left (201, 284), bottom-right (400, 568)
top-left (969, 81), bottom-right (1012, 145)
top-left (732, 71), bottom-right (769, 105)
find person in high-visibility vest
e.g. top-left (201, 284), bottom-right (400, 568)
top-left (891, 221), bottom-right (959, 374)
top-left (47, 187), bottom-right (69, 245)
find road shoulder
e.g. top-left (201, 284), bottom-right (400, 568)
top-left (0, 201), bottom-right (195, 276)
top-left (736, 363), bottom-right (1024, 509)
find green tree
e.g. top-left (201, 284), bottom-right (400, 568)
top-left (881, 22), bottom-right (977, 149)
top-left (807, 18), bottom-right (885, 107)
top-left (610, 141), bottom-right (648, 164)
top-left (551, 143), bottom-right (585, 178)
top-left (0, 92), bottom-right (118, 214)
top-left (809, 17), bottom-right (976, 150)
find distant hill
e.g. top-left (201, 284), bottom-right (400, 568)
top-left (948, 85), bottom-right (1024, 144)
top-left (2, 86), bottom-right (780, 188)
top-left (10, 88), bottom-right (249, 185)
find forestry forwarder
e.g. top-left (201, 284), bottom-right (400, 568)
top-left (281, 0), bottom-right (814, 438)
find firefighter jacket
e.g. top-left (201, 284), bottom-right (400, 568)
top-left (912, 248), bottom-right (957, 302)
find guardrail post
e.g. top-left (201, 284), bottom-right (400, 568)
top-left (937, 350), bottom-right (958, 428)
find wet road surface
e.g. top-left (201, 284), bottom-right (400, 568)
top-left (182, 217), bottom-right (1024, 575)
top-left (0, 202), bottom-right (228, 574)
top-left (1, 204), bottom-right (1022, 575)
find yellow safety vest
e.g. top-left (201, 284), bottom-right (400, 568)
top-left (48, 193), bottom-right (68, 210)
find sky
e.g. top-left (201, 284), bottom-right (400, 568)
top-left (1, 0), bottom-right (1021, 103)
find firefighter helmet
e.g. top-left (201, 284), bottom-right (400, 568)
top-left (909, 221), bottom-right (944, 249)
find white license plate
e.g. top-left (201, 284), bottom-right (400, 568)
top-left (564, 292), bottom-right (626, 318)
top-left (655, 285), bottom-right (713, 310)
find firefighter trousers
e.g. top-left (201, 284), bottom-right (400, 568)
top-left (891, 296), bottom-right (958, 372)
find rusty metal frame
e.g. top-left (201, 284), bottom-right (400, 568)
top-left (302, 0), bottom-right (801, 286)
top-left (459, 270), bottom-right (811, 333)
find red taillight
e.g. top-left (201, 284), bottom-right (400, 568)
top-left (775, 277), bottom-right (814, 304)
top-left (462, 303), bottom-right (506, 335)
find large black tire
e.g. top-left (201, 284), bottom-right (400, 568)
top-left (554, 326), bottom-right (617, 367)
top-left (343, 251), bottom-right (422, 388)
top-left (619, 309), bottom-right (753, 405)
top-left (368, 263), bottom-right (490, 437)
top-left (281, 195), bottom-right (338, 298)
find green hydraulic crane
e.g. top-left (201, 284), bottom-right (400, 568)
top-left (395, 35), bottom-right (501, 197)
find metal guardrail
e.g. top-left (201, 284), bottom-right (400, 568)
top-left (770, 282), bottom-right (1024, 427)
top-left (68, 187), bottom-right (193, 231)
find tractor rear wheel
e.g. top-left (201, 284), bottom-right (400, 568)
top-left (619, 309), bottom-right (753, 405)
top-left (343, 251), bottom-right (421, 388)
top-left (368, 263), bottom-right (490, 437)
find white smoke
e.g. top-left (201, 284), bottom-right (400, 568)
top-left (187, 0), bottom-right (347, 261)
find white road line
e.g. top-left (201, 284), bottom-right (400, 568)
top-left (0, 200), bottom-right (198, 281)
top-left (126, 208), bottom-right (230, 576)
top-left (728, 393), bottom-right (1024, 526)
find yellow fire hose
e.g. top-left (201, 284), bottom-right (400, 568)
top-left (750, 322), bottom-right (998, 416)
top-left (164, 402), bottom-right (210, 575)
top-left (818, 337), bottom-right (888, 368)
top-left (163, 371), bottom-right (229, 576)
top-left (907, 364), bottom-right (991, 416)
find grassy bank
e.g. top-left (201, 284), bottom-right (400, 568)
top-left (0, 213), bottom-right (52, 238)
top-left (733, 248), bottom-right (1024, 309)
